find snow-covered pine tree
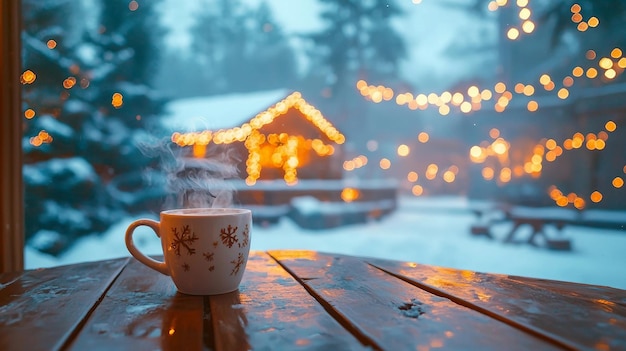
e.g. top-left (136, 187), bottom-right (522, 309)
top-left (22, 0), bottom-right (167, 256)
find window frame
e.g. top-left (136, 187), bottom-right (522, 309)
top-left (1, 0), bottom-right (24, 273)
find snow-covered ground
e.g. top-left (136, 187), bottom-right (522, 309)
top-left (26, 196), bottom-right (626, 290)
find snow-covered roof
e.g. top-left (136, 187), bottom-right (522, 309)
top-left (165, 90), bottom-right (346, 146)
top-left (162, 89), bottom-right (290, 133)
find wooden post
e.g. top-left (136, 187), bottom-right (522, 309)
top-left (0, 0), bottom-right (24, 272)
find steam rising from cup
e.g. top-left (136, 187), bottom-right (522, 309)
top-left (138, 137), bottom-right (241, 210)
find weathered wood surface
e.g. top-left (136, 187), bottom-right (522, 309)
top-left (368, 256), bottom-right (626, 351)
top-left (208, 252), bottom-right (363, 351)
top-left (270, 250), bottom-right (560, 351)
top-left (1, 251), bottom-right (625, 351)
top-left (66, 257), bottom-right (203, 351)
top-left (0, 258), bottom-right (128, 351)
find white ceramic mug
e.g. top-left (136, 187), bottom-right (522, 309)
top-left (125, 208), bottom-right (252, 295)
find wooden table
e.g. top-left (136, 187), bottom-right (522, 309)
top-left (1, 250), bottom-right (625, 350)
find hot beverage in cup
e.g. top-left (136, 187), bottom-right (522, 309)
top-left (125, 208), bottom-right (252, 295)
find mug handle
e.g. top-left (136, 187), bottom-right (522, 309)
top-left (125, 219), bottom-right (170, 276)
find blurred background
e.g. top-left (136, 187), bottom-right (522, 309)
top-left (20, 0), bottom-right (626, 287)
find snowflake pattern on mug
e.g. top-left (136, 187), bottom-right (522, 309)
top-left (171, 225), bottom-right (199, 256)
top-left (238, 224), bottom-right (250, 248)
top-left (220, 224), bottom-right (239, 248)
top-left (203, 251), bottom-right (215, 272)
top-left (231, 252), bottom-right (245, 276)
top-left (177, 222), bottom-right (248, 274)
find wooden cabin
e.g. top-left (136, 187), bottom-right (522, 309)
top-left (166, 90), bottom-right (346, 185)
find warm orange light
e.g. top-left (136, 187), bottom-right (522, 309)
top-left (612, 177), bottom-right (624, 188)
top-left (521, 85), bottom-right (534, 96)
top-left (407, 171), bottom-right (418, 182)
top-left (341, 188), bottom-right (360, 202)
top-left (481, 89), bottom-right (493, 100)
top-left (63, 77), bottom-right (77, 89)
top-left (112, 92), bottom-right (123, 108)
top-left (595, 139), bottom-right (605, 150)
top-left (539, 74), bottom-right (551, 85)
top-left (417, 132), bottom-right (429, 143)
top-left (562, 76), bottom-right (574, 87)
top-left (443, 171), bottom-right (455, 183)
top-left (379, 158), bottom-right (391, 170)
top-left (519, 8), bottom-right (531, 20)
top-left (499, 167), bottom-right (511, 183)
top-left (460, 101), bottom-right (472, 113)
top-left (572, 66), bottom-right (584, 77)
top-left (605, 69), bottom-right (617, 80)
top-left (482, 167), bottom-right (494, 180)
top-left (21, 70), bottom-right (36, 84)
top-left (574, 197), bottom-right (585, 210)
top-left (466, 86), bottom-right (478, 98)
top-left (412, 185), bottom-right (424, 196)
top-left (425, 164), bottom-right (438, 180)
top-left (24, 109), bottom-right (35, 119)
top-left (527, 100), bottom-right (538, 112)
top-left (492, 139), bottom-right (508, 155)
top-left (610, 48), bottom-right (622, 58)
top-left (599, 57), bottom-right (613, 69)
top-left (521, 20), bottom-right (535, 33)
top-left (494, 82), bottom-right (506, 93)
top-left (47, 40), bottom-right (57, 49)
top-left (562, 139), bottom-right (572, 151)
top-left (545, 139), bottom-right (557, 150)
top-left (590, 191), bottom-right (603, 203)
top-left (588, 16), bottom-right (599, 27)
top-left (469, 146), bottom-right (483, 162)
top-left (343, 161), bottom-right (355, 171)
top-left (489, 128), bottom-right (500, 139)
top-left (586, 50), bottom-right (596, 60)
top-left (438, 105), bottom-right (450, 116)
top-left (451, 92), bottom-right (464, 105)
top-left (397, 144), bottom-right (410, 157)
top-left (577, 22), bottom-right (589, 32)
top-left (556, 196), bottom-right (568, 207)
top-left (570, 4), bottom-right (581, 13)
top-left (605, 120), bottom-right (617, 132)
top-left (586, 68), bottom-right (598, 79)
top-left (571, 13), bottom-right (583, 23)
top-left (193, 144), bottom-right (206, 158)
top-left (507, 28), bottom-right (520, 40)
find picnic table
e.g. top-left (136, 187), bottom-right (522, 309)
top-left (1, 250), bottom-right (625, 350)
top-left (471, 204), bottom-right (626, 251)
top-left (502, 207), bottom-right (579, 250)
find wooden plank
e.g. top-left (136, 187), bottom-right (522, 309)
top-left (67, 257), bottom-right (204, 351)
top-left (508, 275), bottom-right (626, 305)
top-left (368, 256), bottom-right (626, 351)
top-left (0, 258), bottom-right (128, 351)
top-left (270, 250), bottom-right (560, 351)
top-left (208, 251), bottom-right (365, 351)
top-left (0, 0), bottom-right (24, 274)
